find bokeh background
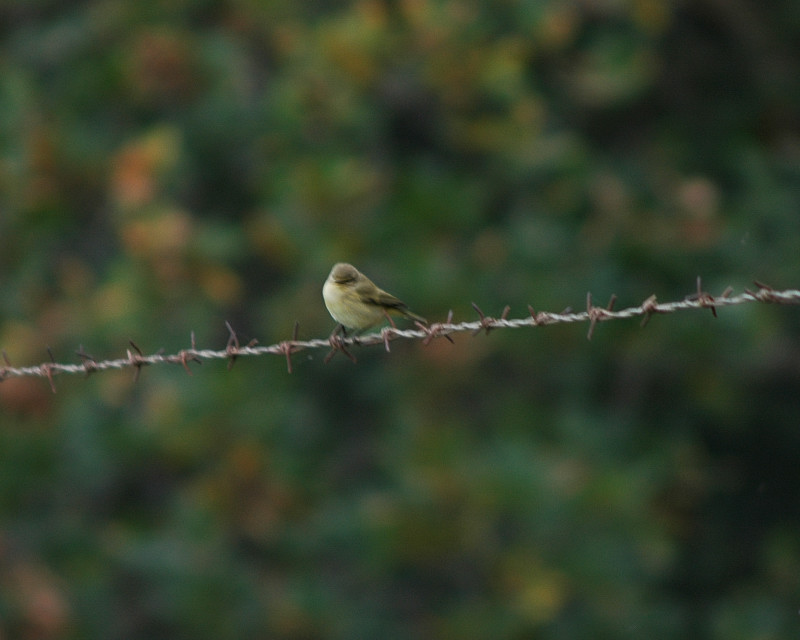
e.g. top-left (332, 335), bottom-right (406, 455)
top-left (2, 1), bottom-right (800, 638)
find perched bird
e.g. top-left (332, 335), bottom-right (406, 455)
top-left (323, 263), bottom-right (426, 332)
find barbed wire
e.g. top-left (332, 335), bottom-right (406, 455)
top-left (1, 279), bottom-right (798, 390)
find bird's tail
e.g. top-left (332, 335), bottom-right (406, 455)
top-left (400, 308), bottom-right (426, 324)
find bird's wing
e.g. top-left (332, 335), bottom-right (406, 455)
top-left (355, 280), bottom-right (426, 322)
top-left (361, 285), bottom-right (406, 310)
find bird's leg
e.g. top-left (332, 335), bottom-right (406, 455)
top-left (383, 310), bottom-right (398, 329)
top-left (325, 324), bottom-right (356, 364)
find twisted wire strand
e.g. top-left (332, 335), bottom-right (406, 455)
top-left (2, 284), bottom-right (798, 386)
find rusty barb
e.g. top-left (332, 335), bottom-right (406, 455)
top-left (1, 280), bottom-right (798, 389)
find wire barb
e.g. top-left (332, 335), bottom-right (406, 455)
top-left (127, 340), bottom-right (148, 383)
top-left (76, 345), bottom-right (98, 378)
top-left (639, 295), bottom-right (661, 327)
top-left (470, 303), bottom-right (509, 336)
top-left (380, 327), bottom-right (394, 353)
top-left (278, 322), bottom-right (301, 373)
top-left (586, 293), bottom-right (618, 340)
top-left (687, 276), bottom-right (718, 318)
top-left (42, 347), bottom-right (57, 393)
top-left (225, 321), bottom-right (241, 369)
top-left (0, 349), bottom-right (10, 382)
top-left (420, 310), bottom-right (455, 345)
top-left (746, 281), bottom-right (779, 303)
top-left (174, 332), bottom-right (202, 375)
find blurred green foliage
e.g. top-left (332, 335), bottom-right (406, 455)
top-left (2, 1), bottom-right (800, 638)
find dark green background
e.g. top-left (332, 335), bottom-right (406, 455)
top-left (2, 1), bottom-right (799, 638)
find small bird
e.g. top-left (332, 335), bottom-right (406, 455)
top-left (323, 263), bottom-right (426, 333)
